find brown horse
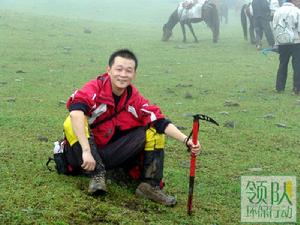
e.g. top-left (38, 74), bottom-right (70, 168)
top-left (162, 1), bottom-right (220, 43)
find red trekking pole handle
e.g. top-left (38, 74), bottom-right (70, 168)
top-left (187, 116), bottom-right (199, 215)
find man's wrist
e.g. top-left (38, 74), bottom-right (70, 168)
top-left (82, 147), bottom-right (91, 153)
top-left (183, 136), bottom-right (188, 144)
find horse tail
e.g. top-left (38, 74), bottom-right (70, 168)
top-left (241, 4), bottom-right (248, 40)
top-left (213, 4), bottom-right (220, 43)
top-left (206, 3), bottom-right (220, 43)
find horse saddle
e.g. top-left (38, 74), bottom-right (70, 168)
top-left (178, 0), bottom-right (205, 21)
top-left (182, 0), bottom-right (198, 9)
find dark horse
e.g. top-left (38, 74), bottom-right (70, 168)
top-left (240, 3), bottom-right (256, 44)
top-left (162, 1), bottom-right (220, 43)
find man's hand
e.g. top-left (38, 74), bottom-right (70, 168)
top-left (81, 150), bottom-right (96, 171)
top-left (186, 139), bottom-right (201, 155)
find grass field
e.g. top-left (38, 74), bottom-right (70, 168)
top-left (0, 1), bottom-right (299, 224)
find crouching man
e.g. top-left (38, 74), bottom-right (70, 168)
top-left (63, 49), bottom-right (200, 206)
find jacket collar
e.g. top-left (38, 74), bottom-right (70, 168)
top-left (96, 73), bottom-right (132, 110)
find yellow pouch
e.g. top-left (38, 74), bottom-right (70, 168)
top-left (144, 127), bottom-right (165, 151)
top-left (63, 115), bottom-right (90, 146)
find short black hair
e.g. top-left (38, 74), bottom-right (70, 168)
top-left (108, 49), bottom-right (138, 70)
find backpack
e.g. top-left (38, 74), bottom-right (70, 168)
top-left (46, 139), bottom-right (73, 175)
top-left (274, 14), bottom-right (295, 44)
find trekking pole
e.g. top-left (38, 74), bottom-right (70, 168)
top-left (187, 114), bottom-right (219, 215)
top-left (187, 115), bottom-right (199, 215)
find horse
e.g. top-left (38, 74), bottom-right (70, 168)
top-left (240, 3), bottom-right (256, 45)
top-left (162, 1), bottom-right (220, 43)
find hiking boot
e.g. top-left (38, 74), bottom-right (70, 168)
top-left (135, 182), bottom-right (176, 206)
top-left (88, 172), bottom-right (107, 195)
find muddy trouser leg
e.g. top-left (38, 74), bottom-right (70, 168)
top-left (134, 128), bottom-right (177, 206)
top-left (98, 127), bottom-right (146, 170)
top-left (142, 128), bottom-right (165, 187)
top-left (64, 138), bottom-right (105, 176)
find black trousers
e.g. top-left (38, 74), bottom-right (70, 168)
top-left (64, 127), bottom-right (164, 186)
top-left (276, 43), bottom-right (300, 92)
top-left (254, 17), bottom-right (274, 47)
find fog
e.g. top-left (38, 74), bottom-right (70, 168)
top-left (0, 0), bottom-right (246, 25)
top-left (0, 0), bottom-right (184, 25)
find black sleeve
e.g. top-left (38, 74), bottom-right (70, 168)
top-left (68, 102), bottom-right (89, 115)
top-left (153, 118), bottom-right (172, 134)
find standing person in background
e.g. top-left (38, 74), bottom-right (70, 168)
top-left (252, 0), bottom-right (275, 49)
top-left (270, 0), bottom-right (281, 18)
top-left (62, 49), bottom-right (201, 206)
top-left (273, 0), bottom-right (300, 94)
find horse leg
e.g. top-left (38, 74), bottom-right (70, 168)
top-left (187, 23), bottom-right (198, 43)
top-left (241, 5), bottom-right (248, 40)
top-left (180, 22), bottom-right (187, 42)
top-left (212, 27), bottom-right (219, 43)
top-left (204, 3), bottom-right (219, 43)
top-left (211, 19), bottom-right (219, 43)
top-left (249, 18), bottom-right (256, 44)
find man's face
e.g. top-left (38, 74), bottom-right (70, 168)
top-left (107, 56), bottom-right (136, 95)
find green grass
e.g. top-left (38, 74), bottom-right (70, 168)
top-left (0, 1), bottom-right (299, 224)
